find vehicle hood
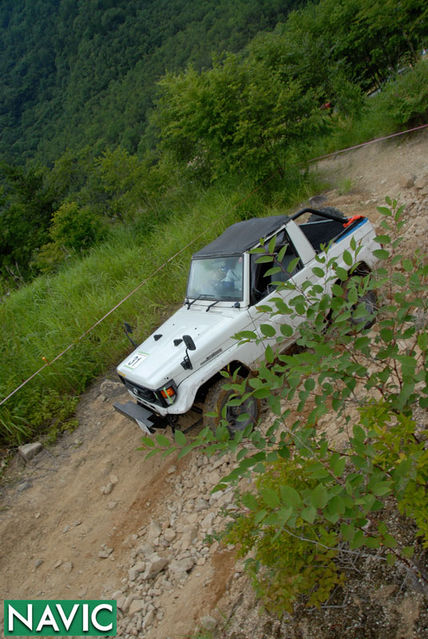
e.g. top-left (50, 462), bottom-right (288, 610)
top-left (116, 304), bottom-right (251, 389)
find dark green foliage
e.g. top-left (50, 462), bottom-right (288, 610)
top-left (0, 0), bottom-right (303, 163)
top-left (0, 0), bottom-right (426, 285)
top-left (0, 163), bottom-right (57, 280)
top-left (154, 56), bottom-right (325, 181)
top-left (2, 0), bottom-right (425, 165)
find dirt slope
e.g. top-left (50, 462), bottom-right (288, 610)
top-left (0, 129), bottom-right (427, 639)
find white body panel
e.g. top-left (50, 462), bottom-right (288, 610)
top-left (116, 215), bottom-right (378, 418)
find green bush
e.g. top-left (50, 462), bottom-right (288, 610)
top-left (49, 202), bottom-right (106, 252)
top-left (225, 458), bottom-right (345, 614)
top-left (145, 199), bottom-right (428, 611)
top-left (376, 59), bottom-right (428, 127)
top-left (221, 199), bottom-right (428, 610)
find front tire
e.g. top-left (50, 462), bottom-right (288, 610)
top-left (203, 377), bottom-right (260, 436)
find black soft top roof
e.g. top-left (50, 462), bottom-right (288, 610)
top-left (193, 215), bottom-right (289, 259)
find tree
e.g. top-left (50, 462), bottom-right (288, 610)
top-left (154, 54), bottom-right (324, 181)
top-left (0, 163), bottom-right (56, 279)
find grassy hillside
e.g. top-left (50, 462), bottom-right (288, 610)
top-left (0, 0), bottom-right (426, 446)
top-left (0, 172), bottom-right (324, 445)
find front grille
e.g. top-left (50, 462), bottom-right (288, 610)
top-left (124, 380), bottom-right (162, 406)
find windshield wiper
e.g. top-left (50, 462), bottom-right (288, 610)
top-left (185, 294), bottom-right (203, 309)
top-left (206, 300), bottom-right (220, 312)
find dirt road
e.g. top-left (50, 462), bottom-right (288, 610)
top-left (0, 128), bottom-right (427, 639)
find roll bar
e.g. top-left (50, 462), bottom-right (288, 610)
top-left (291, 207), bottom-right (347, 223)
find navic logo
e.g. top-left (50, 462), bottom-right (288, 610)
top-left (4, 600), bottom-right (116, 636)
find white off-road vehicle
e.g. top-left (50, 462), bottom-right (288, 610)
top-left (114, 207), bottom-right (378, 434)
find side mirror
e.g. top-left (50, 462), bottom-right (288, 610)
top-left (182, 334), bottom-right (196, 351)
top-left (181, 334), bottom-right (196, 370)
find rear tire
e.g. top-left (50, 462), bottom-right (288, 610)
top-left (203, 376), bottom-right (260, 436)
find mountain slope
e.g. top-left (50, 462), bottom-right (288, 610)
top-left (0, 0), bottom-right (303, 162)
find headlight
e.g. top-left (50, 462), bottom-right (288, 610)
top-left (159, 382), bottom-right (177, 405)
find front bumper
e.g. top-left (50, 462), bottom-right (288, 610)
top-left (114, 400), bottom-right (167, 434)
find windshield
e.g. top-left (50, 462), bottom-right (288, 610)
top-left (187, 256), bottom-right (244, 302)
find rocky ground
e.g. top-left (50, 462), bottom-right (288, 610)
top-left (0, 129), bottom-right (427, 639)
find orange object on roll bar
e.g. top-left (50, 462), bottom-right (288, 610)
top-left (343, 215), bottom-right (364, 228)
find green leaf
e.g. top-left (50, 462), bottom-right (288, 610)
top-left (140, 436), bottom-right (155, 448)
top-left (254, 388), bottom-right (272, 399)
top-left (145, 449), bottom-right (160, 460)
top-left (327, 495), bottom-right (346, 516)
top-left (261, 487), bottom-right (280, 509)
top-left (364, 536), bottom-right (381, 549)
top-left (375, 234), bottom-right (391, 244)
top-left (301, 505), bottom-right (316, 523)
top-left (343, 250), bottom-right (353, 266)
top-left (304, 378), bottom-right (316, 391)
top-left (268, 394), bottom-right (282, 415)
top-left (277, 245), bottom-right (287, 262)
top-left (265, 344), bottom-right (275, 364)
top-left (268, 235), bottom-right (277, 254)
top-left (307, 462), bottom-right (330, 480)
top-left (254, 509), bottom-right (268, 524)
top-left (312, 266), bottom-right (325, 278)
top-left (287, 258), bottom-right (300, 273)
top-left (380, 328), bottom-right (394, 343)
top-left (373, 249), bottom-right (390, 260)
top-left (350, 530), bottom-right (365, 549)
top-left (265, 266), bottom-right (282, 277)
top-left (417, 332), bottom-right (428, 350)
top-left (401, 258), bottom-right (413, 272)
top-left (309, 484), bottom-right (328, 509)
top-left (174, 430), bottom-right (187, 446)
top-left (382, 533), bottom-right (398, 549)
top-left (236, 330), bottom-right (257, 340)
top-left (386, 553), bottom-right (396, 566)
top-left (352, 425), bottom-right (365, 441)
top-left (280, 324), bottom-right (294, 337)
top-left (280, 485), bottom-right (302, 507)
top-left (156, 433), bottom-right (171, 447)
top-left (276, 506), bottom-right (293, 526)
top-left (341, 523), bottom-right (355, 542)
top-left (178, 444), bottom-right (195, 459)
top-left (377, 206), bottom-right (392, 216)
top-left (242, 493), bottom-right (259, 511)
top-left (260, 324), bottom-right (276, 338)
top-left (335, 266), bottom-right (348, 281)
top-left (370, 481), bottom-right (392, 497)
top-left (330, 455), bottom-right (346, 477)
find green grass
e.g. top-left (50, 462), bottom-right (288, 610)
top-left (0, 179), bottom-right (279, 444)
top-left (2, 60), bottom-right (426, 446)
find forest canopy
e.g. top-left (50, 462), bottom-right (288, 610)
top-left (0, 0), bottom-right (304, 163)
top-left (0, 0), bottom-right (426, 283)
